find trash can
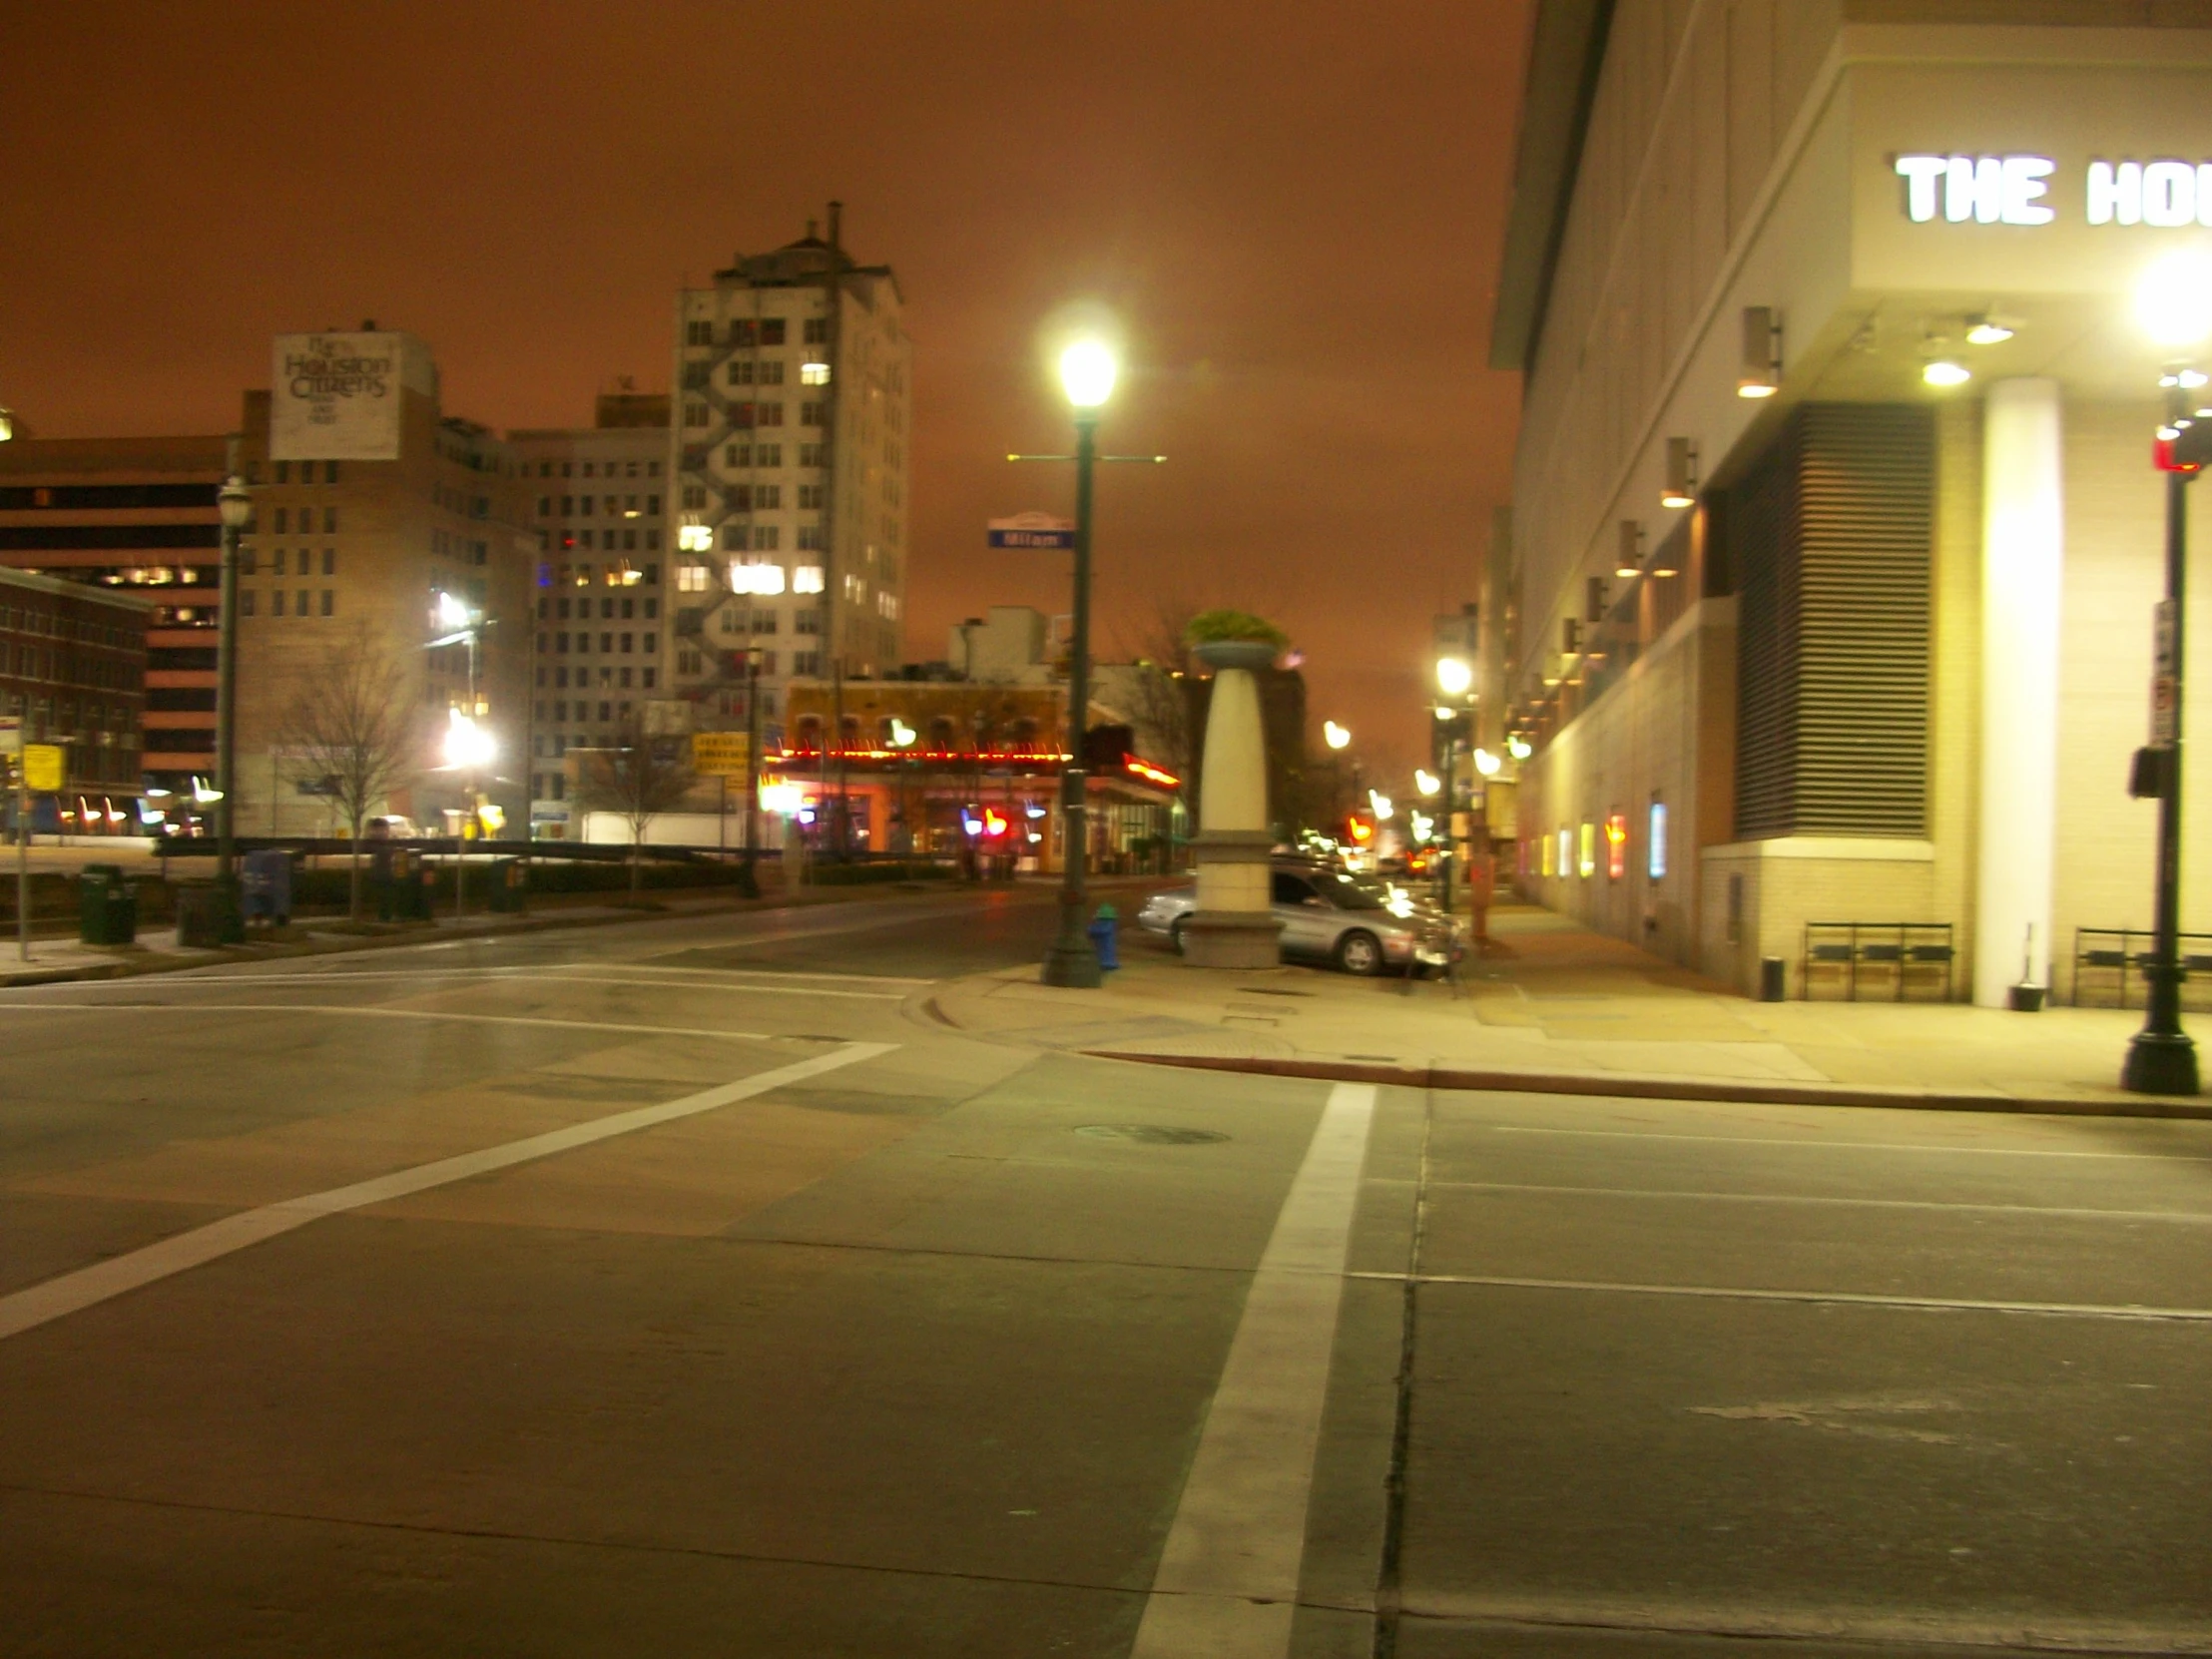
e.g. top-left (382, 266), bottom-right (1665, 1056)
top-left (486, 856), bottom-right (527, 913)
top-left (1087, 901), bottom-right (1121, 971)
top-left (78, 862), bottom-right (137, 946)
top-left (175, 880), bottom-right (242, 947)
top-left (1759, 955), bottom-right (1787, 1003)
top-left (241, 848), bottom-right (293, 926)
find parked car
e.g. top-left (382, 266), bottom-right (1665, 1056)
top-left (1135, 862), bottom-right (1454, 975)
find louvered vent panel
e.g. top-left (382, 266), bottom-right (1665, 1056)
top-left (1733, 404), bottom-right (1932, 838)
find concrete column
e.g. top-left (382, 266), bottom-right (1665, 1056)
top-left (1974, 377), bottom-right (2063, 1006)
top-left (1186, 641), bottom-right (1282, 967)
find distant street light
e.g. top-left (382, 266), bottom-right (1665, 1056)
top-left (1414, 769), bottom-right (1440, 797)
top-left (1434, 656), bottom-right (1472, 697)
top-left (1040, 339), bottom-right (1116, 989)
top-left (1323, 720), bottom-right (1351, 751)
top-left (214, 473), bottom-right (253, 927)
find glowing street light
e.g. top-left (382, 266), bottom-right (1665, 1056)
top-left (2137, 250), bottom-right (2212, 349)
top-left (444, 708), bottom-right (495, 772)
top-left (1323, 720), bottom-right (1351, 751)
top-left (1507, 734), bottom-right (1532, 762)
top-left (1474, 747), bottom-right (1502, 778)
top-left (1368, 790), bottom-right (1393, 822)
top-left (1058, 339), bottom-right (1118, 409)
top-left (1414, 769), bottom-right (1440, 797)
top-left (1434, 656), bottom-right (1472, 697)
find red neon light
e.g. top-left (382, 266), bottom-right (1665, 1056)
top-left (1123, 755), bottom-right (1180, 789)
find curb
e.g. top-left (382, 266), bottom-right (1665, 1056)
top-left (1077, 1049), bottom-right (2212, 1121)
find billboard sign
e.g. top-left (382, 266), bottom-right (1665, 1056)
top-left (270, 331), bottom-right (434, 461)
top-left (690, 733), bottom-right (751, 776)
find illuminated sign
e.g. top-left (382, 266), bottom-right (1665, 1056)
top-left (1895, 154), bottom-right (2212, 228)
top-left (270, 330), bottom-right (434, 461)
top-left (1123, 756), bottom-right (1180, 790)
top-left (987, 511), bottom-right (1076, 550)
top-left (1648, 800), bottom-right (1668, 881)
top-left (1605, 813), bottom-right (1628, 882)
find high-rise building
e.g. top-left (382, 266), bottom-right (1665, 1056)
top-left (230, 330), bottom-right (535, 835)
top-left (0, 435), bottom-right (229, 802)
top-left (1488, 3), bottom-right (2212, 1006)
top-left (667, 209), bottom-right (909, 738)
top-left (509, 393), bottom-right (672, 833)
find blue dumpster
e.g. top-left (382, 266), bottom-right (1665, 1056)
top-left (1087, 902), bottom-right (1120, 971)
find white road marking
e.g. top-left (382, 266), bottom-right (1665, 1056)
top-left (0, 1005), bottom-right (783, 1040)
top-left (1354, 1271), bottom-right (2212, 1324)
top-left (0, 1042), bottom-right (894, 1344)
top-left (1428, 1179), bottom-right (2212, 1224)
top-left (1492, 1125), bottom-right (2212, 1161)
top-left (4, 969), bottom-right (905, 1000)
top-left (1129, 1081), bottom-right (1378, 1659)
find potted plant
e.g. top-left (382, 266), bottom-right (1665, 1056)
top-left (1184, 609), bottom-right (1289, 673)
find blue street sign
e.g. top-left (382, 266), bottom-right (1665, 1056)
top-left (988, 512), bottom-right (1076, 550)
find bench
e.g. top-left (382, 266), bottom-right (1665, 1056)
top-left (1803, 922), bottom-right (1955, 1002)
top-left (2070, 928), bottom-right (2212, 1009)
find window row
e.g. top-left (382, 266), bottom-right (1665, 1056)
top-left (544, 528), bottom-right (661, 554)
top-left (539, 561), bottom-right (659, 590)
top-left (535, 493), bottom-right (661, 518)
top-left (0, 608), bottom-right (136, 648)
top-left (0, 643), bottom-right (139, 688)
top-left (684, 317), bottom-right (802, 348)
top-left (539, 631), bottom-right (658, 656)
top-left (715, 607), bottom-right (822, 636)
top-left (533, 668), bottom-right (657, 695)
top-left (536, 595), bottom-right (658, 622)
top-left (238, 548), bottom-right (335, 577)
top-left (528, 458), bottom-right (659, 479)
top-left (238, 589), bottom-right (336, 619)
top-left (270, 461), bottom-right (340, 485)
top-left (270, 506), bottom-right (338, 534)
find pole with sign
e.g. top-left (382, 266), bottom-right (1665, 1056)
top-left (986, 512), bottom-right (1076, 551)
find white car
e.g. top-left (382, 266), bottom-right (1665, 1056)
top-left (1135, 865), bottom-right (1453, 975)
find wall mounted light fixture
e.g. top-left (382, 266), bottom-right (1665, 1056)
top-left (1661, 436), bottom-right (1698, 508)
top-left (1738, 306), bottom-right (1781, 398)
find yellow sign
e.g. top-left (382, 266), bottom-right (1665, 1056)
top-left (21, 745), bottom-right (62, 792)
top-left (690, 733), bottom-right (751, 776)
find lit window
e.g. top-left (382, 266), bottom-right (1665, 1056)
top-left (793, 565), bottom-right (825, 594)
top-left (729, 561), bottom-right (787, 596)
top-left (677, 563), bottom-right (710, 592)
top-left (801, 361), bottom-right (830, 385)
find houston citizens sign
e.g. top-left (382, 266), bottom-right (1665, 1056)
top-left (270, 330), bottom-right (435, 462)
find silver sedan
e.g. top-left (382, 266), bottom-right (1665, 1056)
top-left (1135, 865), bottom-right (1453, 975)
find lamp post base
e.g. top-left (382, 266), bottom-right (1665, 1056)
top-left (1041, 895), bottom-right (1103, 988)
top-left (2122, 1029), bottom-right (2200, 1096)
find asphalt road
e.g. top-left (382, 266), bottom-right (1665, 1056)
top-left (2, 886), bottom-right (2209, 1656)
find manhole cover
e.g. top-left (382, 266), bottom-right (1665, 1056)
top-left (1073, 1124), bottom-right (1230, 1145)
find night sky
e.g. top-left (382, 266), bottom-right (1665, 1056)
top-left (0, 1), bottom-right (1527, 779)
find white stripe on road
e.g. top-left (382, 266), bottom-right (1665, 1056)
top-left (0, 1005), bottom-right (783, 1041)
top-left (6, 971), bottom-right (903, 1001)
top-left (1493, 1126), bottom-right (2212, 1162)
top-left (1129, 1081), bottom-right (1378, 1659)
top-left (0, 1042), bottom-right (893, 1344)
top-left (1355, 1271), bottom-right (2212, 1323)
top-left (1428, 1179), bottom-right (2212, 1225)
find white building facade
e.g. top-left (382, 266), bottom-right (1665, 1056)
top-left (1490, 2), bottom-right (2212, 1005)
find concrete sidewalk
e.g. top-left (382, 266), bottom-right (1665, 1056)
top-left (925, 901), bottom-right (2212, 1118)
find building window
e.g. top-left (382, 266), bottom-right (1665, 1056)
top-left (756, 484), bottom-right (782, 510)
top-left (794, 566), bottom-right (825, 594)
top-left (321, 548), bottom-right (335, 576)
top-left (800, 402), bottom-right (826, 427)
top-left (790, 651), bottom-right (815, 676)
top-left (323, 508), bottom-right (337, 533)
top-left (797, 525), bottom-right (823, 551)
top-left (682, 485), bottom-right (707, 510)
top-left (320, 590), bottom-right (333, 617)
top-left (240, 590), bottom-right (257, 617)
top-left (686, 319), bottom-right (714, 346)
top-left (757, 402), bottom-right (785, 428)
top-left (272, 591), bottom-right (285, 617)
top-left (643, 667), bottom-right (657, 689)
top-left (275, 462), bottom-right (290, 485)
top-left (801, 361), bottom-right (830, 385)
top-left (727, 360), bottom-right (753, 387)
top-left (804, 317), bottom-right (829, 344)
top-left (755, 443), bottom-right (781, 468)
top-left (684, 403), bottom-right (710, 427)
top-left (642, 632), bottom-right (656, 653)
top-left (273, 507), bottom-right (288, 533)
top-left (760, 318), bottom-right (786, 345)
top-left (600, 633), bottom-right (613, 653)
top-left (758, 360), bottom-right (785, 386)
top-left (799, 443), bottom-right (826, 468)
top-left (677, 563), bottom-right (710, 592)
top-left (683, 361), bottom-right (711, 389)
top-left (754, 526), bottom-right (780, 551)
top-left (798, 483), bottom-right (825, 510)
top-left (620, 633), bottom-right (634, 654)
top-left (725, 443), bottom-right (751, 468)
top-left (240, 548), bottom-right (259, 575)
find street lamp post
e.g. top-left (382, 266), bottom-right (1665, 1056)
top-left (2123, 254), bottom-right (2212, 1096)
top-left (2125, 380), bottom-right (2201, 1094)
top-left (1433, 655), bottom-right (1474, 919)
top-left (1041, 342), bottom-right (1113, 989)
top-left (215, 474), bottom-right (252, 917)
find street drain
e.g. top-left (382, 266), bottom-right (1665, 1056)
top-left (1073, 1124), bottom-right (1230, 1145)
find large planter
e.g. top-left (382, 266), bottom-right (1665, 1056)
top-left (1191, 638), bottom-right (1278, 673)
top-left (1185, 639), bottom-right (1282, 968)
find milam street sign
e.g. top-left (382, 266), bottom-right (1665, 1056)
top-left (988, 512), bottom-right (1076, 551)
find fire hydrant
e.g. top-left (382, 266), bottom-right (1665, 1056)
top-left (1087, 902), bottom-right (1121, 971)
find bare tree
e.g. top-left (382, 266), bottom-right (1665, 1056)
top-left (1113, 594), bottom-right (1198, 783)
top-left (277, 622), bottom-right (414, 920)
top-left (574, 712), bottom-right (697, 893)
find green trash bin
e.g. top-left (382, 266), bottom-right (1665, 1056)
top-left (486, 856), bottom-right (527, 913)
top-left (78, 862), bottom-right (138, 946)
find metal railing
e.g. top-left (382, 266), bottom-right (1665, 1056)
top-left (2070, 928), bottom-right (2212, 1010)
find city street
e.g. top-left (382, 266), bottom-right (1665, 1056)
top-left (3, 886), bottom-right (2210, 1655)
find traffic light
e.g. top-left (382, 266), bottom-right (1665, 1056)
top-left (2155, 419), bottom-right (2212, 473)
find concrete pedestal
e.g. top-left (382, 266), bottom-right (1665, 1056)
top-left (1185, 830), bottom-right (1283, 967)
top-left (1187, 641), bottom-right (1281, 969)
